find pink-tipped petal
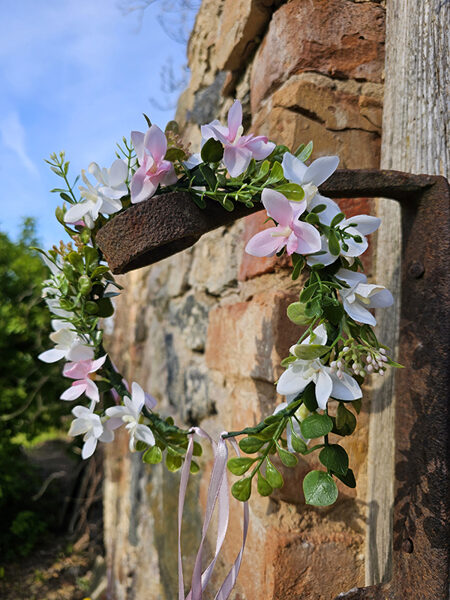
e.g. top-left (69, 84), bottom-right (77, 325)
top-left (304, 156), bottom-right (339, 186)
top-left (131, 172), bottom-right (157, 204)
top-left (245, 228), bottom-right (284, 257)
top-left (90, 355), bottom-right (107, 373)
top-left (227, 100), bottom-right (242, 141)
top-left (223, 145), bottom-right (252, 177)
top-left (292, 221), bottom-right (321, 254)
top-left (144, 125), bottom-right (167, 163)
top-left (63, 360), bottom-right (91, 380)
top-left (244, 137), bottom-right (275, 160)
top-left (261, 188), bottom-right (292, 226)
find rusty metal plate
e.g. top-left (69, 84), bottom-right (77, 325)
top-left (96, 169), bottom-right (437, 274)
top-left (96, 169), bottom-right (449, 599)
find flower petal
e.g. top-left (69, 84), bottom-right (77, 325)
top-left (342, 214), bottom-right (381, 235)
top-left (144, 125), bottom-right (167, 163)
top-left (131, 381), bottom-right (146, 414)
top-left (223, 145), bottom-right (252, 177)
top-left (99, 428), bottom-right (115, 443)
top-left (304, 156), bottom-right (339, 186)
top-left (369, 288), bottom-right (394, 308)
top-left (82, 434), bottom-right (98, 459)
top-left (306, 236), bottom-right (336, 267)
top-left (108, 159), bottom-right (128, 187)
top-left (328, 369), bottom-right (362, 400)
top-left (85, 379), bottom-right (99, 403)
top-left (245, 228), bottom-right (284, 257)
top-left (130, 171), bottom-right (157, 204)
top-left (309, 194), bottom-right (341, 226)
top-left (38, 348), bottom-right (66, 363)
top-left (131, 131), bottom-right (145, 163)
top-left (67, 344), bottom-right (95, 362)
top-left (64, 202), bottom-right (90, 224)
top-left (69, 418), bottom-right (89, 436)
top-left (281, 152), bottom-right (308, 184)
top-left (336, 268), bottom-right (367, 289)
top-left (61, 382), bottom-right (86, 401)
top-left (261, 188), bottom-right (292, 226)
top-left (343, 298), bottom-right (376, 326)
top-left (244, 136), bottom-right (275, 160)
top-left (292, 221), bottom-right (321, 254)
top-left (276, 363), bottom-right (310, 396)
top-left (315, 370), bottom-right (332, 410)
top-left (227, 100), bottom-right (242, 141)
top-left (89, 355), bottom-right (107, 373)
top-left (135, 424), bottom-right (155, 447)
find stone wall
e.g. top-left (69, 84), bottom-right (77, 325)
top-left (104, 1), bottom-right (386, 598)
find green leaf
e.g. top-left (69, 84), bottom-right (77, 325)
top-left (296, 141), bottom-right (313, 162)
top-left (352, 399), bottom-right (362, 414)
top-left (135, 441), bottom-right (147, 452)
top-left (266, 161), bottom-right (284, 184)
top-left (333, 467), bottom-right (356, 488)
top-left (300, 283), bottom-right (318, 303)
top-left (67, 251), bottom-right (84, 272)
top-left (60, 192), bottom-right (73, 204)
top-left (231, 477), bottom-right (252, 501)
top-left (275, 183), bottom-right (305, 202)
top-left (143, 113), bottom-right (152, 128)
top-left (83, 246), bottom-right (99, 272)
top-left (201, 138), bottom-right (224, 163)
top-left (227, 457), bottom-right (256, 476)
top-left (292, 344), bottom-right (330, 360)
top-left (302, 384), bottom-right (318, 412)
top-left (305, 212), bottom-right (320, 225)
top-left (265, 459), bottom-right (283, 489)
top-left (330, 213), bottom-right (345, 227)
top-left (254, 160), bottom-right (270, 181)
top-left (287, 302), bottom-right (312, 325)
top-left (323, 301), bottom-right (344, 325)
top-left (328, 230), bottom-right (341, 256)
top-left (277, 446), bottom-right (298, 467)
top-left (95, 298), bottom-right (114, 318)
top-left (165, 147), bottom-right (187, 162)
top-left (143, 445), bottom-right (163, 464)
top-left (300, 413), bottom-right (333, 439)
top-left (166, 452), bottom-right (183, 472)
top-left (311, 203), bottom-right (326, 214)
top-left (190, 461), bottom-right (200, 474)
top-left (303, 470), bottom-right (338, 506)
top-left (386, 358), bottom-right (404, 368)
top-left (335, 403), bottom-right (357, 436)
top-left (290, 430), bottom-right (308, 454)
top-left (319, 445), bottom-right (349, 476)
top-left (239, 437), bottom-right (266, 454)
top-left (281, 355), bottom-right (297, 368)
top-left (193, 441), bottom-right (203, 457)
top-left (258, 422), bottom-right (279, 440)
top-left (257, 472), bottom-right (273, 496)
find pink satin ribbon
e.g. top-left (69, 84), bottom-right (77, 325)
top-left (178, 428), bottom-right (249, 600)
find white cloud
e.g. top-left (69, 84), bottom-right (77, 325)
top-left (0, 111), bottom-right (39, 176)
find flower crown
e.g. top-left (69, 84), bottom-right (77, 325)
top-left (37, 99), bottom-right (400, 596)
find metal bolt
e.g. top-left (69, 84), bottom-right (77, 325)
top-left (402, 538), bottom-right (414, 553)
top-left (408, 260), bottom-right (425, 278)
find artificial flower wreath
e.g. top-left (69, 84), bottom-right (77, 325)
top-left (37, 100), bottom-right (400, 596)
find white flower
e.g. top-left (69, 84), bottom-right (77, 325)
top-left (307, 215), bottom-right (381, 267)
top-left (68, 406), bottom-right (115, 459)
top-left (276, 324), bottom-right (362, 410)
top-left (38, 320), bottom-right (94, 363)
top-left (64, 159), bottom-right (128, 228)
top-left (105, 382), bottom-right (155, 451)
top-left (336, 268), bottom-right (394, 326)
top-left (281, 152), bottom-right (340, 225)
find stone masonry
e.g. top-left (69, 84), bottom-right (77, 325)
top-left (104, 1), bottom-right (386, 598)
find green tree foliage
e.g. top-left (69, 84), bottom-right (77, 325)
top-left (0, 218), bottom-right (67, 559)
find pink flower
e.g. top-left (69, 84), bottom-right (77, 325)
top-left (245, 189), bottom-right (321, 257)
top-left (60, 355), bottom-right (107, 403)
top-left (201, 100), bottom-right (275, 177)
top-left (130, 125), bottom-right (177, 203)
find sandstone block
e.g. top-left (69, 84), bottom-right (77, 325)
top-left (251, 0), bottom-right (385, 109)
top-left (205, 287), bottom-right (299, 383)
top-left (216, 0), bottom-right (273, 72)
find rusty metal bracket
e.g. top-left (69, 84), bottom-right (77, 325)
top-left (96, 169), bottom-right (449, 599)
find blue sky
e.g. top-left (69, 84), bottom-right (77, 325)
top-left (0, 0), bottom-right (193, 248)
